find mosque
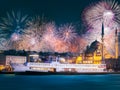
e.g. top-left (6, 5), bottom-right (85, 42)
top-left (76, 25), bottom-right (120, 64)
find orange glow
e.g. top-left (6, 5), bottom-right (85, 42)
top-left (0, 65), bottom-right (5, 71)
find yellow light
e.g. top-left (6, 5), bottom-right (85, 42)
top-left (76, 56), bottom-right (82, 64)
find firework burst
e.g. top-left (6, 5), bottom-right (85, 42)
top-left (57, 24), bottom-right (78, 44)
top-left (0, 11), bottom-right (29, 38)
top-left (26, 16), bottom-right (47, 37)
top-left (83, 0), bottom-right (120, 28)
top-left (12, 16), bottom-right (47, 51)
top-left (17, 27), bottom-right (45, 51)
top-left (39, 22), bottom-right (57, 52)
top-left (56, 24), bottom-right (79, 52)
top-left (82, 0), bottom-right (120, 55)
top-left (0, 11), bottom-right (29, 49)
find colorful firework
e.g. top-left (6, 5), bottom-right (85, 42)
top-left (0, 11), bottom-right (29, 49)
top-left (17, 22), bottom-right (57, 52)
top-left (83, 0), bottom-right (120, 28)
top-left (26, 16), bottom-right (47, 37)
top-left (17, 27), bottom-right (44, 51)
top-left (57, 24), bottom-right (78, 44)
top-left (0, 11), bottom-right (29, 38)
top-left (82, 0), bottom-right (120, 55)
top-left (39, 22), bottom-right (57, 52)
top-left (56, 24), bottom-right (79, 52)
top-left (14, 16), bottom-right (47, 51)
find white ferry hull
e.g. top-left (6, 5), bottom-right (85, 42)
top-left (11, 62), bottom-right (107, 73)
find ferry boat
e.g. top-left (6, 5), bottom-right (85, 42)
top-left (11, 62), bottom-right (107, 74)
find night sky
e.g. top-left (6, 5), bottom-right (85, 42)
top-left (0, 0), bottom-right (100, 24)
top-left (0, 0), bottom-right (120, 24)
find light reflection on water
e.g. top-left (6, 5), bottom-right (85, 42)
top-left (0, 74), bottom-right (120, 90)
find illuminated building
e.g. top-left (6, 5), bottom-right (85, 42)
top-left (76, 39), bottom-right (115, 64)
top-left (85, 40), bottom-right (113, 64)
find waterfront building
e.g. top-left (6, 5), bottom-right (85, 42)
top-left (0, 53), bottom-right (26, 71)
top-left (76, 40), bottom-right (114, 64)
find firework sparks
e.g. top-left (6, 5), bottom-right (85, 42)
top-left (17, 27), bottom-right (43, 51)
top-left (39, 22), bottom-right (57, 52)
top-left (0, 11), bottom-right (29, 49)
top-left (83, 0), bottom-right (120, 27)
top-left (26, 16), bottom-right (47, 37)
top-left (56, 24), bottom-right (79, 52)
top-left (83, 0), bottom-right (120, 55)
top-left (13, 16), bottom-right (47, 51)
top-left (0, 11), bottom-right (29, 37)
top-left (57, 24), bottom-right (78, 44)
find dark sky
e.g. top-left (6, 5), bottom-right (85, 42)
top-left (0, 0), bottom-right (120, 24)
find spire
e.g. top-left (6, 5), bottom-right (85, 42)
top-left (101, 22), bottom-right (104, 64)
top-left (115, 28), bottom-right (118, 59)
top-left (101, 22), bottom-right (104, 37)
top-left (115, 28), bottom-right (117, 36)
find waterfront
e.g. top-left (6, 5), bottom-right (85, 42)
top-left (0, 74), bottom-right (120, 90)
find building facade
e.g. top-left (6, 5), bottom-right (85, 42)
top-left (76, 40), bottom-right (114, 64)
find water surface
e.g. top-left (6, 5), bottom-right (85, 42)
top-left (0, 74), bottom-right (120, 90)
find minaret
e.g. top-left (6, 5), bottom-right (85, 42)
top-left (115, 29), bottom-right (118, 59)
top-left (101, 22), bottom-right (104, 63)
top-left (119, 30), bottom-right (120, 57)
